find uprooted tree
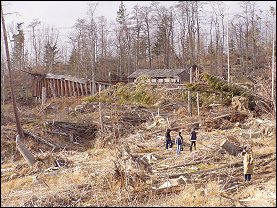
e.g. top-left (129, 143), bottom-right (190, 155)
top-left (185, 73), bottom-right (274, 114)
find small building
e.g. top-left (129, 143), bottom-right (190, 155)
top-left (127, 68), bottom-right (190, 84)
top-left (30, 72), bottom-right (112, 99)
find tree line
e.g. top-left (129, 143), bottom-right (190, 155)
top-left (1, 1), bottom-right (276, 83)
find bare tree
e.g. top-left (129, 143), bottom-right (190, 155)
top-left (87, 3), bottom-right (98, 93)
top-left (97, 16), bottom-right (108, 79)
top-left (152, 2), bottom-right (175, 69)
top-left (132, 5), bottom-right (143, 70)
top-left (116, 1), bottom-right (129, 80)
top-left (140, 5), bottom-right (153, 69)
top-left (28, 18), bottom-right (41, 66)
top-left (1, 2), bottom-right (24, 138)
top-left (1, 32), bottom-right (6, 106)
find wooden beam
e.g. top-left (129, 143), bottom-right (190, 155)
top-left (37, 78), bottom-right (40, 98)
top-left (33, 77), bottom-right (37, 97)
top-left (72, 81), bottom-right (77, 97)
top-left (50, 79), bottom-right (56, 98)
top-left (76, 82), bottom-right (80, 96)
top-left (56, 79), bottom-right (60, 97)
top-left (38, 79), bottom-right (42, 98)
top-left (80, 83), bottom-right (84, 96)
top-left (42, 87), bottom-right (47, 105)
top-left (85, 81), bottom-right (88, 95)
top-left (59, 79), bottom-right (63, 97)
top-left (46, 79), bottom-right (49, 97)
top-left (42, 77), bottom-right (46, 89)
top-left (68, 80), bottom-right (73, 97)
top-left (64, 80), bottom-right (68, 97)
top-left (90, 81), bottom-right (94, 95)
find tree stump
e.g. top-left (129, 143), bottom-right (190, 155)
top-left (16, 135), bottom-right (37, 166)
top-left (220, 139), bottom-right (242, 156)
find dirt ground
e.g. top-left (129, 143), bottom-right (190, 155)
top-left (1, 96), bottom-right (276, 207)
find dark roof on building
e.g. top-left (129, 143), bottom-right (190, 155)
top-left (128, 68), bottom-right (187, 79)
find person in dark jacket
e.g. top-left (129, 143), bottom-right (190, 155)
top-left (189, 128), bottom-right (197, 152)
top-left (165, 128), bottom-right (173, 150)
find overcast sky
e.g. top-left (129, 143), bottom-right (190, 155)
top-left (3, 1), bottom-right (276, 30)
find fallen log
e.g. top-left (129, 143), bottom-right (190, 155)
top-left (158, 160), bottom-right (203, 171)
top-left (146, 113), bottom-right (235, 136)
top-left (45, 130), bottom-right (68, 137)
top-left (23, 130), bottom-right (61, 149)
top-left (168, 161), bottom-right (243, 179)
top-left (212, 114), bottom-right (231, 120)
top-left (166, 152), bottom-right (274, 179)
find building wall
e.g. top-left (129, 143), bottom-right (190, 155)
top-left (32, 77), bottom-right (111, 98)
top-left (179, 70), bottom-right (190, 83)
top-left (131, 76), bottom-right (182, 84)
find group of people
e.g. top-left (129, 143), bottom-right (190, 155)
top-left (164, 128), bottom-right (254, 182)
top-left (165, 128), bottom-right (197, 155)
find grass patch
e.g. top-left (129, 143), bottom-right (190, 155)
top-left (197, 163), bottom-right (217, 170)
top-left (1, 176), bottom-right (33, 195)
top-left (167, 180), bottom-right (229, 206)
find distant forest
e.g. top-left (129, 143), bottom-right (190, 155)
top-left (1, 1), bottom-right (276, 82)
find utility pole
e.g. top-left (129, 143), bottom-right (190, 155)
top-left (227, 6), bottom-right (230, 83)
top-left (1, 2), bottom-right (24, 139)
top-left (99, 84), bottom-right (103, 131)
top-left (188, 66), bottom-right (192, 117)
top-left (270, 6), bottom-right (276, 116)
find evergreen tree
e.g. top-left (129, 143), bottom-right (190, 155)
top-left (43, 42), bottom-right (59, 71)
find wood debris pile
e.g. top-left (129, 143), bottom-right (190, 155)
top-left (112, 143), bottom-right (153, 191)
top-left (44, 120), bottom-right (98, 139)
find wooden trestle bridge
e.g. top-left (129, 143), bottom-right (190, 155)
top-left (31, 73), bottom-right (112, 99)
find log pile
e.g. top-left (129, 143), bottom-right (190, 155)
top-left (44, 120), bottom-right (99, 139)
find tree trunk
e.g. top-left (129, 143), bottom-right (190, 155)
top-left (272, 14), bottom-right (276, 116)
top-left (1, 3), bottom-right (24, 139)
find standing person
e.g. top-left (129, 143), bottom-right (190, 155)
top-left (165, 128), bottom-right (172, 150)
top-left (189, 128), bottom-right (197, 152)
top-left (180, 132), bottom-right (184, 151)
top-left (241, 145), bottom-right (254, 182)
top-left (175, 131), bottom-right (183, 155)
